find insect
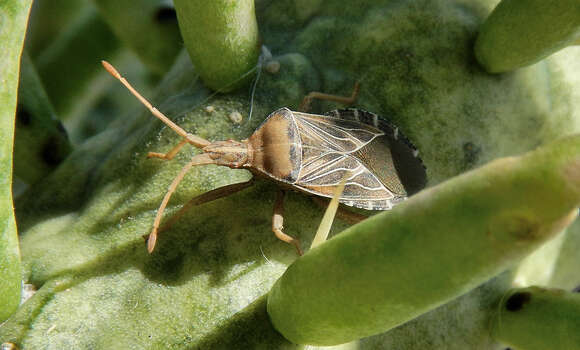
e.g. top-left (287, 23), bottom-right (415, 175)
top-left (102, 61), bottom-right (427, 255)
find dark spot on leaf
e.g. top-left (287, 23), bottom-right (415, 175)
top-left (56, 121), bottom-right (68, 136)
top-left (155, 7), bottom-right (177, 23)
top-left (505, 291), bottom-right (531, 311)
top-left (464, 36), bottom-right (485, 74)
top-left (41, 136), bottom-right (66, 166)
top-left (16, 104), bottom-right (31, 126)
top-left (146, 251), bottom-right (185, 282)
top-left (463, 142), bottom-right (480, 169)
top-left (573, 284), bottom-right (580, 293)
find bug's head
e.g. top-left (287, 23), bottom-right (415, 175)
top-left (203, 140), bottom-right (249, 168)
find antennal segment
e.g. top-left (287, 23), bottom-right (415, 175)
top-left (101, 60), bottom-right (211, 148)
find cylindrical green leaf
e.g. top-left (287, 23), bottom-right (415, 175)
top-left (268, 135), bottom-right (580, 345)
top-left (0, 0), bottom-right (33, 322)
top-left (25, 0), bottom-right (89, 58)
top-left (93, 0), bottom-right (182, 75)
top-left (15, 52), bottom-right (72, 185)
top-left (491, 287), bottom-right (580, 350)
top-left (37, 5), bottom-right (120, 119)
top-left (475, 0), bottom-right (580, 73)
top-left (173, 0), bottom-right (260, 91)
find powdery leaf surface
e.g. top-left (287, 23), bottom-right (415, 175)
top-left (2, 0), bottom-right (580, 348)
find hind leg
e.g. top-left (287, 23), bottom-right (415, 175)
top-left (272, 190), bottom-right (303, 255)
top-left (311, 197), bottom-right (368, 225)
top-left (299, 82), bottom-right (360, 112)
top-left (156, 179), bottom-right (255, 234)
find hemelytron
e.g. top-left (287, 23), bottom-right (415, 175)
top-left (278, 107), bottom-right (426, 211)
top-left (102, 61), bottom-right (427, 255)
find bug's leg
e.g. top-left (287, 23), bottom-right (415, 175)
top-left (335, 205), bottom-right (368, 224)
top-left (147, 153), bottom-right (216, 253)
top-left (157, 178), bottom-right (255, 233)
top-left (311, 197), bottom-right (368, 224)
top-left (299, 81), bottom-right (360, 112)
top-left (147, 139), bottom-right (188, 160)
top-left (272, 190), bottom-right (303, 256)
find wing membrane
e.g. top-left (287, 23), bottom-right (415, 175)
top-left (293, 112), bottom-right (383, 153)
top-left (294, 153), bottom-right (395, 210)
top-left (291, 112), bottom-right (395, 210)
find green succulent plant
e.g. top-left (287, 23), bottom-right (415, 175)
top-left (1, 0), bottom-right (580, 349)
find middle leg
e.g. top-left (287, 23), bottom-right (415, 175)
top-left (272, 190), bottom-right (303, 256)
top-left (147, 153), bottom-right (215, 253)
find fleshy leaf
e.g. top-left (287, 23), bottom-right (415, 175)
top-left (173, 0), bottom-right (261, 91)
top-left (93, 0), bottom-right (182, 75)
top-left (2, 0), bottom-right (580, 348)
top-left (14, 52), bottom-right (72, 186)
top-left (0, 0), bottom-right (33, 322)
top-left (36, 3), bottom-right (120, 119)
top-left (268, 135), bottom-right (580, 345)
top-left (475, 0), bottom-right (580, 73)
top-left (491, 287), bottom-right (580, 350)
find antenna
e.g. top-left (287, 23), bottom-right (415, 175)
top-left (101, 60), bottom-right (210, 148)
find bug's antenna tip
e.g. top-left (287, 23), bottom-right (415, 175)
top-left (101, 60), bottom-right (120, 79)
top-left (147, 234), bottom-right (157, 254)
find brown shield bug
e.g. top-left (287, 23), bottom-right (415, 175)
top-left (102, 61), bottom-right (426, 255)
